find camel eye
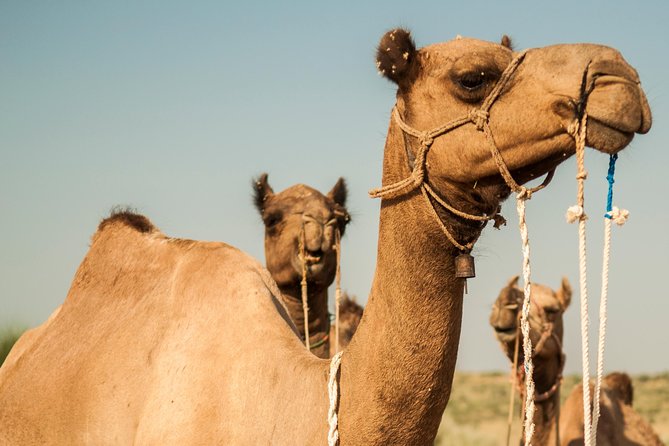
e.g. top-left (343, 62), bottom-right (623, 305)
top-left (544, 307), bottom-right (560, 316)
top-left (264, 212), bottom-right (283, 229)
top-left (458, 71), bottom-right (487, 91)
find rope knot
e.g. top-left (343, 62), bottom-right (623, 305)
top-left (606, 206), bottom-right (629, 226)
top-left (469, 109), bottom-right (489, 131)
top-left (567, 120), bottom-right (580, 138)
top-left (576, 171), bottom-right (588, 180)
top-left (516, 187), bottom-right (532, 201)
top-left (565, 205), bottom-right (587, 223)
top-left (419, 134), bottom-right (434, 147)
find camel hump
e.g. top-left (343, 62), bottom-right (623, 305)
top-left (97, 208), bottom-right (157, 234)
top-left (604, 372), bottom-right (634, 406)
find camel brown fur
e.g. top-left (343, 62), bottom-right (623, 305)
top-left (490, 277), bottom-right (664, 445)
top-left (253, 174), bottom-right (351, 358)
top-left (0, 29), bottom-right (651, 445)
top-left (329, 293), bottom-right (364, 357)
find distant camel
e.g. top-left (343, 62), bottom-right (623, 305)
top-left (490, 276), bottom-right (664, 445)
top-left (329, 293), bottom-right (363, 357)
top-left (0, 29), bottom-right (651, 444)
top-left (253, 173), bottom-right (361, 358)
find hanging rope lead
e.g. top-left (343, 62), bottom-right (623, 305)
top-left (334, 228), bottom-right (342, 354)
top-left (299, 225), bottom-right (310, 350)
top-left (516, 189), bottom-right (537, 444)
top-left (565, 113), bottom-right (595, 446)
top-left (591, 154), bottom-right (628, 444)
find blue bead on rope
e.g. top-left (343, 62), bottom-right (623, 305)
top-left (605, 154), bottom-right (618, 218)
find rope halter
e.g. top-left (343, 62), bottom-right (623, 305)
top-left (298, 214), bottom-right (343, 352)
top-left (369, 49), bottom-right (555, 255)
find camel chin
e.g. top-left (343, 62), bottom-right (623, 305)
top-left (586, 120), bottom-right (634, 154)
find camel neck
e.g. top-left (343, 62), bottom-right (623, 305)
top-left (279, 285), bottom-right (330, 358)
top-left (523, 388), bottom-right (561, 446)
top-left (521, 347), bottom-right (564, 445)
top-left (338, 117), bottom-right (488, 444)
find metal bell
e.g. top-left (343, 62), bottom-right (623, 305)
top-left (454, 253), bottom-right (475, 279)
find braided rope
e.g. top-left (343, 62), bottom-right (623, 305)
top-left (298, 225), bottom-right (310, 350)
top-left (592, 155), bottom-right (628, 443)
top-left (328, 351), bottom-right (344, 446)
top-left (334, 228), bottom-right (342, 354)
top-left (566, 114), bottom-right (594, 445)
top-left (505, 322), bottom-right (522, 446)
top-left (591, 216), bottom-right (610, 445)
top-left (517, 194), bottom-right (537, 444)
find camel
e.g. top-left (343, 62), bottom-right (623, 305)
top-left (329, 293), bottom-right (363, 357)
top-left (0, 29), bottom-right (651, 444)
top-left (253, 173), bottom-right (356, 358)
top-left (490, 276), bottom-right (664, 445)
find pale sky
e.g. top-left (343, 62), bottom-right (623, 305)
top-left (1, 0), bottom-right (667, 374)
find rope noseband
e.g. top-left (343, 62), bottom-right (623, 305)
top-left (369, 50), bottom-right (554, 254)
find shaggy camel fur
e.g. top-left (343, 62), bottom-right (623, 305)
top-left (253, 173), bottom-right (351, 358)
top-left (490, 276), bottom-right (664, 445)
top-left (0, 29), bottom-right (651, 444)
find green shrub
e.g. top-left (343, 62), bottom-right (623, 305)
top-left (0, 327), bottom-right (25, 366)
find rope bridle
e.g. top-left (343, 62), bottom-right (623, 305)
top-left (298, 215), bottom-right (344, 352)
top-left (565, 111), bottom-right (629, 446)
top-left (369, 50), bottom-right (555, 254)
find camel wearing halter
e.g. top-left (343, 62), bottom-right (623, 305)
top-left (253, 173), bottom-right (356, 358)
top-left (0, 29), bottom-right (651, 444)
top-left (490, 276), bottom-right (664, 445)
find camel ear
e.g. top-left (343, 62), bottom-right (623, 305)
top-left (506, 275), bottom-right (520, 289)
top-left (252, 173), bottom-right (274, 214)
top-left (327, 177), bottom-right (347, 207)
top-left (376, 28), bottom-right (416, 85)
top-left (556, 276), bottom-right (572, 309)
top-left (500, 35), bottom-right (514, 50)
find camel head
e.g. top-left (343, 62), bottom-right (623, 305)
top-left (338, 294), bottom-right (364, 344)
top-left (253, 173), bottom-right (350, 291)
top-left (376, 29), bottom-right (651, 201)
top-left (490, 276), bottom-right (572, 366)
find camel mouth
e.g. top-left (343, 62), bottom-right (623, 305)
top-left (585, 78), bottom-right (652, 154)
top-left (494, 326), bottom-right (517, 342)
top-left (303, 249), bottom-right (323, 264)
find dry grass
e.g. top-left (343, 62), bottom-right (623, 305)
top-left (436, 372), bottom-right (669, 445)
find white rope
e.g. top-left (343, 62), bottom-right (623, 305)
top-left (591, 206), bottom-right (628, 443)
top-left (576, 208), bottom-right (594, 446)
top-left (591, 216), bottom-right (610, 444)
top-left (516, 193), bottom-right (537, 445)
top-left (566, 114), bottom-right (595, 446)
top-left (328, 351), bottom-right (344, 446)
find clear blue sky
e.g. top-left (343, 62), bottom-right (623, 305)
top-left (1, 0), bottom-right (667, 373)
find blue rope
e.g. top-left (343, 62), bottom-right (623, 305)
top-left (605, 154), bottom-right (618, 218)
